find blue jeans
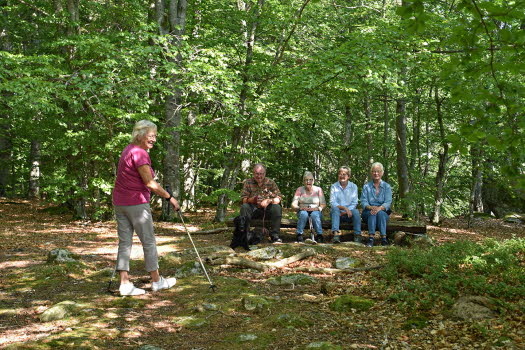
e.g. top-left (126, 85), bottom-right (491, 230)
top-left (330, 207), bottom-right (361, 235)
top-left (296, 210), bottom-right (323, 235)
top-left (361, 209), bottom-right (390, 236)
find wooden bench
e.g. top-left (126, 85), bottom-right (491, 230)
top-left (226, 217), bottom-right (427, 235)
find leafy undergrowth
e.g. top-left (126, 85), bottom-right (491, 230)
top-left (1, 198), bottom-right (525, 349)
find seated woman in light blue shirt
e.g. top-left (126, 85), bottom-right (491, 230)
top-left (330, 166), bottom-right (362, 244)
top-left (361, 162), bottom-right (392, 247)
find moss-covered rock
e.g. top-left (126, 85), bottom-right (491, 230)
top-left (329, 295), bottom-right (374, 312)
top-left (173, 316), bottom-right (208, 328)
top-left (242, 296), bottom-right (271, 312)
top-left (39, 300), bottom-right (84, 322)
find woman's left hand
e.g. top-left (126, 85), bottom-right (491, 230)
top-left (170, 198), bottom-right (181, 211)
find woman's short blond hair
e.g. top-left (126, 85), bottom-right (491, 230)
top-left (131, 120), bottom-right (157, 143)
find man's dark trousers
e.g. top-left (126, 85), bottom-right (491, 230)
top-left (240, 203), bottom-right (282, 239)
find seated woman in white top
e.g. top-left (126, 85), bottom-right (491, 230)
top-left (291, 171), bottom-right (326, 243)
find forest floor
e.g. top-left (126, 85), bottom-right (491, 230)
top-left (1, 198), bottom-right (524, 350)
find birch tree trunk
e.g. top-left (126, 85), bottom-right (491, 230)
top-left (183, 110), bottom-right (197, 210)
top-left (28, 140), bottom-right (41, 198)
top-left (156, 0), bottom-right (187, 220)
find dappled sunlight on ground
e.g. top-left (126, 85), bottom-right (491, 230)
top-left (1, 198), bottom-right (525, 349)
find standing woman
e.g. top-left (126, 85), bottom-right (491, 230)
top-left (291, 171), bottom-right (326, 243)
top-left (360, 162), bottom-right (392, 247)
top-left (113, 120), bottom-right (180, 296)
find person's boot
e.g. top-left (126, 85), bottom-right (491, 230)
top-left (296, 234), bottom-right (304, 243)
top-left (353, 234), bottom-right (362, 244)
top-left (381, 237), bottom-right (389, 246)
top-left (315, 234), bottom-right (324, 243)
top-left (366, 237), bottom-right (374, 247)
top-left (270, 234), bottom-right (282, 243)
top-left (332, 231), bottom-right (341, 244)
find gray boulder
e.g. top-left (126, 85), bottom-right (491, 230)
top-left (238, 334), bottom-right (258, 342)
top-left (408, 234), bottom-right (434, 248)
top-left (246, 246), bottom-right (283, 260)
top-left (504, 213), bottom-right (524, 224)
top-left (451, 296), bottom-right (498, 320)
top-left (47, 248), bottom-right (79, 263)
top-left (242, 296), bottom-right (271, 311)
top-left (334, 257), bottom-right (359, 269)
top-left (174, 261), bottom-right (203, 278)
top-left (39, 300), bottom-right (83, 322)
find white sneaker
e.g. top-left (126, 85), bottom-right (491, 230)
top-left (152, 276), bottom-right (177, 292)
top-left (119, 283), bottom-right (146, 296)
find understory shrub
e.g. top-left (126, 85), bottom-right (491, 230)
top-left (380, 238), bottom-right (525, 313)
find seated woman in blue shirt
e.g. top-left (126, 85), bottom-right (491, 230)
top-left (360, 162), bottom-right (392, 247)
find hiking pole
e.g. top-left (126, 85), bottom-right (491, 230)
top-left (178, 211), bottom-right (217, 292)
top-left (107, 264), bottom-right (117, 293)
top-left (308, 214), bottom-right (316, 243)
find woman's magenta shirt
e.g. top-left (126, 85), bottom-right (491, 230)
top-left (112, 144), bottom-right (154, 206)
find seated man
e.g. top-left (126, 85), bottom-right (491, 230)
top-left (239, 163), bottom-right (283, 243)
top-left (329, 166), bottom-right (362, 243)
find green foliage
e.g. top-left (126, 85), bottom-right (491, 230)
top-left (381, 239), bottom-right (525, 313)
top-left (1, 0), bottom-right (524, 221)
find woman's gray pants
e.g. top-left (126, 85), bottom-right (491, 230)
top-left (114, 203), bottom-right (159, 272)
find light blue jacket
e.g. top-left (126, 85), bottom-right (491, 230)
top-left (330, 181), bottom-right (359, 210)
top-left (360, 180), bottom-right (392, 211)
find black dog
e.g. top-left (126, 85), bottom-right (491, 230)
top-left (230, 216), bottom-right (264, 250)
top-left (230, 215), bottom-right (250, 250)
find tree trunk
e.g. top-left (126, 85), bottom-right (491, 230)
top-left (0, 126), bottom-right (11, 196)
top-left (471, 151), bottom-right (484, 213)
top-left (214, 127), bottom-right (247, 222)
top-left (364, 93), bottom-right (373, 168)
top-left (182, 110), bottom-right (197, 210)
top-left (468, 145), bottom-right (484, 227)
top-left (431, 86), bottom-right (448, 224)
top-left (343, 103), bottom-right (353, 166)
top-left (156, 0), bottom-right (187, 220)
top-left (395, 71), bottom-right (410, 212)
top-left (382, 79), bottom-right (389, 182)
top-left (28, 140), bottom-right (41, 199)
top-left (409, 88), bottom-right (421, 173)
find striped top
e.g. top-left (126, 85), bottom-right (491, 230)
top-left (291, 185), bottom-right (326, 210)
